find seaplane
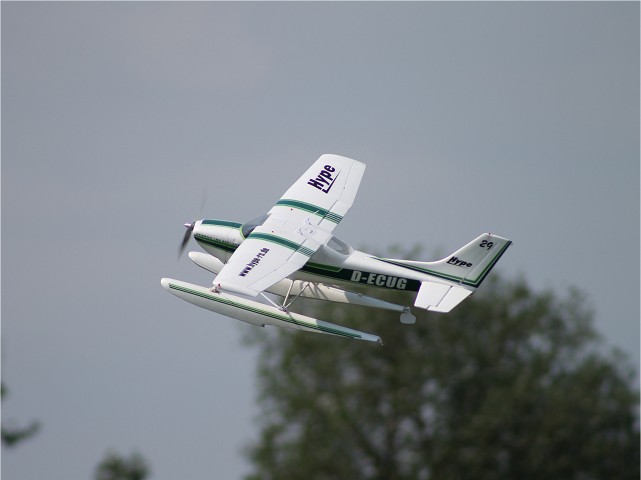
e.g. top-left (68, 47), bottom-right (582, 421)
top-left (161, 154), bottom-right (511, 344)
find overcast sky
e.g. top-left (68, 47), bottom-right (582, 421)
top-left (2, 2), bottom-right (639, 479)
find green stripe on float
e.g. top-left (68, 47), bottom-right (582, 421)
top-left (168, 283), bottom-right (360, 338)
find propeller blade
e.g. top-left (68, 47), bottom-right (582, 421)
top-left (199, 188), bottom-right (208, 218)
top-left (178, 191), bottom-right (207, 259)
top-left (178, 222), bottom-right (195, 258)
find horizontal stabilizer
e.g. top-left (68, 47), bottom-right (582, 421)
top-left (415, 281), bottom-right (473, 313)
top-left (161, 278), bottom-right (381, 343)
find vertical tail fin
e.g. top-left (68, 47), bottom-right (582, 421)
top-left (389, 233), bottom-right (511, 288)
top-left (384, 234), bottom-right (511, 313)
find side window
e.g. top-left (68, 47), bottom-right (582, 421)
top-left (326, 235), bottom-right (353, 255)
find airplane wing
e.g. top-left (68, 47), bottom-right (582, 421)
top-left (213, 154), bottom-right (365, 297)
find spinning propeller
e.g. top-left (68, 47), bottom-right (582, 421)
top-left (178, 190), bottom-right (207, 259)
top-left (178, 221), bottom-right (196, 258)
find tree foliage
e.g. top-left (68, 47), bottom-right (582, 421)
top-left (94, 450), bottom-right (150, 480)
top-left (1, 383), bottom-right (41, 448)
top-left (243, 267), bottom-right (639, 480)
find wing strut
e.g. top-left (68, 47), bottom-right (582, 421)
top-left (258, 281), bottom-right (312, 312)
top-left (283, 282), bottom-right (311, 310)
top-left (258, 291), bottom-right (284, 311)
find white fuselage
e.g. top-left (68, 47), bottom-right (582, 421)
top-left (192, 219), bottom-right (428, 295)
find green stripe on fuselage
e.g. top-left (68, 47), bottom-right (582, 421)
top-left (377, 240), bottom-right (512, 288)
top-left (300, 263), bottom-right (420, 292)
top-left (193, 235), bottom-right (419, 292)
top-left (194, 234), bottom-right (237, 253)
top-left (201, 219), bottom-right (243, 229)
top-left (375, 258), bottom-right (464, 283)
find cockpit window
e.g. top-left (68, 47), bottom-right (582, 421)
top-left (241, 214), bottom-right (270, 238)
top-left (326, 235), bottom-right (353, 255)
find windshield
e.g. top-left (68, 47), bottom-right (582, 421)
top-left (241, 214), bottom-right (270, 238)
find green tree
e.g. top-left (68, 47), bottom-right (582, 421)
top-left (243, 269), bottom-right (639, 480)
top-left (1, 383), bottom-right (41, 448)
top-left (94, 450), bottom-right (150, 480)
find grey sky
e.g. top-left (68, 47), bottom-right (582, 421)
top-left (2, 2), bottom-right (638, 479)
